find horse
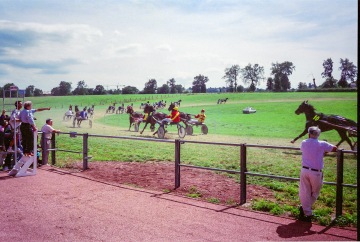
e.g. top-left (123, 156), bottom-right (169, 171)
top-left (87, 105), bottom-right (95, 118)
top-left (106, 104), bottom-right (115, 113)
top-left (116, 104), bottom-right (125, 114)
top-left (291, 100), bottom-right (357, 150)
top-left (172, 99), bottom-right (182, 107)
top-left (126, 105), bottom-right (144, 131)
top-left (168, 102), bottom-right (192, 127)
top-left (139, 104), bottom-right (167, 135)
top-left (217, 98), bottom-right (228, 104)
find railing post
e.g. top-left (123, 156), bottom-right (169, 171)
top-left (336, 149), bottom-right (344, 217)
top-left (41, 132), bottom-right (47, 165)
top-left (240, 144), bottom-right (247, 205)
top-left (175, 139), bottom-right (181, 189)
top-left (83, 133), bottom-right (89, 170)
top-left (51, 133), bottom-right (56, 165)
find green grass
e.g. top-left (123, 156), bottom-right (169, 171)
top-left (3, 92), bottom-right (357, 226)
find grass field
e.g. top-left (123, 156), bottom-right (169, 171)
top-left (3, 92), bottom-right (357, 226)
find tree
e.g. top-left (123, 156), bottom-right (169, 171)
top-left (1, 83), bottom-right (17, 97)
top-left (223, 65), bottom-right (240, 92)
top-left (158, 84), bottom-right (170, 94)
top-left (51, 81), bottom-right (72, 96)
top-left (298, 82), bottom-right (307, 89)
top-left (25, 85), bottom-right (35, 97)
top-left (167, 78), bottom-right (177, 94)
top-left (241, 63), bottom-right (264, 92)
top-left (236, 85), bottom-right (244, 92)
top-left (174, 84), bottom-right (184, 93)
top-left (143, 79), bottom-right (157, 94)
top-left (266, 77), bottom-right (274, 91)
top-left (321, 58), bottom-right (333, 79)
top-left (270, 61), bottom-right (295, 91)
top-left (34, 88), bottom-right (43, 96)
top-left (122, 86), bottom-right (139, 94)
top-left (338, 58), bottom-right (357, 87)
top-left (93, 85), bottom-right (106, 95)
top-left (192, 74), bottom-right (208, 93)
top-left (72, 80), bottom-right (88, 95)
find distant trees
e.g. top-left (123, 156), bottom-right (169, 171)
top-left (72, 80), bottom-right (88, 95)
top-left (142, 79), bottom-right (157, 94)
top-left (51, 81), bottom-right (72, 96)
top-left (192, 74), bottom-right (208, 93)
top-left (241, 63), bottom-right (264, 92)
top-left (266, 77), bottom-right (274, 91)
top-left (270, 61), bottom-right (295, 91)
top-left (338, 58), bottom-right (357, 87)
top-left (93, 85), bottom-right (106, 95)
top-left (122, 86), bottom-right (139, 94)
top-left (158, 84), bottom-right (170, 94)
top-left (223, 65), bottom-right (240, 92)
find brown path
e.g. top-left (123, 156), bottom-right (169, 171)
top-left (0, 166), bottom-right (357, 241)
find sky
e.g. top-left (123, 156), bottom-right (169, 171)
top-left (0, 0), bottom-right (358, 93)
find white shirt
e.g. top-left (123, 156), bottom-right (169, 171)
top-left (300, 138), bottom-right (335, 170)
top-left (41, 124), bottom-right (55, 140)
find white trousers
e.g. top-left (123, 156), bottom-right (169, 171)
top-left (299, 168), bottom-right (323, 216)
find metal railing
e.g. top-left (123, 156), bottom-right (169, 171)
top-left (46, 132), bottom-right (357, 217)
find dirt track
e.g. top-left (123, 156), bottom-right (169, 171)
top-left (0, 166), bottom-right (357, 241)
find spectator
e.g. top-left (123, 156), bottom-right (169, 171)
top-left (41, 118), bottom-right (60, 164)
top-left (19, 101), bottom-right (50, 156)
top-left (298, 126), bottom-right (337, 222)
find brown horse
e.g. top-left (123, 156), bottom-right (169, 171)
top-left (139, 104), bottom-right (167, 135)
top-left (291, 101), bottom-right (357, 150)
top-left (126, 106), bottom-right (144, 131)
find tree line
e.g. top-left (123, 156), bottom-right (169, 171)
top-left (1, 57), bottom-right (357, 97)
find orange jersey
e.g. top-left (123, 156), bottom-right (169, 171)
top-left (195, 113), bottom-right (206, 123)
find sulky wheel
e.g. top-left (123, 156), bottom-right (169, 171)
top-left (134, 123), bottom-right (139, 132)
top-left (186, 125), bottom-right (193, 135)
top-left (178, 126), bottom-right (186, 138)
top-left (201, 124), bottom-right (208, 134)
top-left (157, 126), bottom-right (165, 139)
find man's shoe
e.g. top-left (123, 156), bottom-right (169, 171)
top-left (300, 215), bottom-right (312, 222)
top-left (299, 206), bottom-right (305, 217)
top-left (8, 169), bottom-right (18, 177)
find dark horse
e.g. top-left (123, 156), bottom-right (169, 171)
top-left (217, 98), bottom-right (228, 104)
top-left (291, 101), bottom-right (357, 150)
top-left (168, 102), bottom-right (192, 127)
top-left (139, 104), bottom-right (167, 135)
top-left (126, 105), bottom-right (144, 131)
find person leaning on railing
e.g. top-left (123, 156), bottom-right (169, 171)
top-left (298, 126), bottom-right (337, 222)
top-left (41, 118), bottom-right (60, 164)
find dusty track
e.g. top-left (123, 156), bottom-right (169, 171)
top-left (0, 165), bottom-right (357, 241)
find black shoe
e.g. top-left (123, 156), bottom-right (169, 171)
top-left (300, 215), bottom-right (312, 222)
top-left (299, 206), bottom-right (305, 217)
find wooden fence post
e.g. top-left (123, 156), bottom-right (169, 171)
top-left (240, 144), bottom-right (247, 205)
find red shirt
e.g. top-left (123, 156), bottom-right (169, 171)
top-left (168, 110), bottom-right (180, 123)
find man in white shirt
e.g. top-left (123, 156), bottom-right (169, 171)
top-left (299, 126), bottom-right (337, 222)
top-left (41, 118), bottom-right (60, 164)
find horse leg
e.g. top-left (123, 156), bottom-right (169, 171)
top-left (291, 128), bottom-right (308, 143)
top-left (336, 130), bottom-right (353, 150)
top-left (140, 122), bottom-right (148, 134)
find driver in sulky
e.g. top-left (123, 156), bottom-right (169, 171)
top-left (162, 106), bottom-right (180, 125)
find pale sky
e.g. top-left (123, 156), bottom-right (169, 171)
top-left (0, 0), bottom-right (357, 92)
